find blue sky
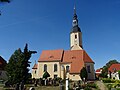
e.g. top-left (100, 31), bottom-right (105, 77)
top-left (0, 0), bottom-right (120, 71)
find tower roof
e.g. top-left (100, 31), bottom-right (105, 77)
top-left (71, 26), bottom-right (81, 33)
top-left (71, 5), bottom-right (81, 33)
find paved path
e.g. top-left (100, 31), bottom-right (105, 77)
top-left (95, 81), bottom-right (108, 90)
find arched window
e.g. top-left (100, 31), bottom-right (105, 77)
top-left (75, 35), bottom-right (77, 39)
top-left (66, 66), bottom-right (70, 73)
top-left (54, 64), bottom-right (57, 72)
top-left (44, 64), bottom-right (47, 72)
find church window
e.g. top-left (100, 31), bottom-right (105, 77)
top-left (54, 64), bottom-right (57, 72)
top-left (44, 64), bottom-right (47, 72)
top-left (87, 65), bottom-right (91, 73)
top-left (35, 70), bottom-right (36, 74)
top-left (66, 66), bottom-right (70, 73)
top-left (75, 35), bottom-right (77, 39)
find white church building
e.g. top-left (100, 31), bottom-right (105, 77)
top-left (32, 6), bottom-right (95, 81)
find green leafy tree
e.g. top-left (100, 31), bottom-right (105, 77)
top-left (118, 70), bottom-right (120, 79)
top-left (80, 67), bottom-right (88, 81)
top-left (43, 71), bottom-right (50, 79)
top-left (6, 44), bottom-right (37, 85)
top-left (100, 60), bottom-right (119, 78)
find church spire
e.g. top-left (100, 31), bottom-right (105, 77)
top-left (73, 4), bottom-right (77, 21)
top-left (70, 5), bottom-right (83, 50)
top-left (71, 5), bottom-right (81, 33)
top-left (74, 5), bottom-right (76, 16)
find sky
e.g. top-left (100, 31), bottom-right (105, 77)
top-left (0, 0), bottom-right (120, 71)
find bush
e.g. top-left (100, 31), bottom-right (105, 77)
top-left (102, 78), bottom-right (115, 83)
top-left (84, 86), bottom-right (92, 90)
top-left (86, 83), bottom-right (98, 88)
top-left (107, 83), bottom-right (120, 90)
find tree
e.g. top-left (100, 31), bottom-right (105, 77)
top-left (43, 71), bottom-right (50, 79)
top-left (118, 70), bottom-right (120, 79)
top-left (6, 48), bottom-right (23, 84)
top-left (6, 44), bottom-right (37, 85)
top-left (0, 0), bottom-right (10, 3)
top-left (80, 67), bottom-right (88, 81)
top-left (100, 60), bottom-right (119, 78)
top-left (22, 44), bottom-right (37, 82)
top-left (0, 0), bottom-right (10, 15)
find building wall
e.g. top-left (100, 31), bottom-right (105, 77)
top-left (32, 69), bottom-right (37, 78)
top-left (85, 63), bottom-right (95, 80)
top-left (70, 32), bottom-right (82, 50)
top-left (71, 45), bottom-right (82, 50)
top-left (60, 64), bottom-right (71, 79)
top-left (69, 74), bottom-right (81, 81)
top-left (108, 72), bottom-right (119, 80)
top-left (36, 61), bottom-right (61, 79)
top-left (60, 64), bottom-right (81, 81)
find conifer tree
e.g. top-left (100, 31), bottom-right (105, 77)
top-left (80, 67), bottom-right (88, 81)
top-left (6, 48), bottom-right (23, 84)
top-left (6, 44), bottom-right (37, 85)
top-left (22, 43), bottom-right (37, 82)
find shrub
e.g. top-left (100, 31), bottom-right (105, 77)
top-left (102, 78), bottom-right (115, 83)
top-left (84, 86), bottom-right (92, 90)
top-left (107, 83), bottom-right (120, 90)
top-left (86, 83), bottom-right (98, 88)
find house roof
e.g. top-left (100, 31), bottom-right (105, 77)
top-left (108, 64), bottom-right (120, 72)
top-left (62, 50), bottom-right (84, 73)
top-left (0, 56), bottom-right (6, 64)
top-left (34, 49), bottom-right (94, 74)
top-left (83, 50), bottom-right (94, 63)
top-left (32, 64), bottom-right (37, 69)
top-left (0, 56), bottom-right (7, 70)
top-left (38, 49), bottom-right (64, 62)
top-left (63, 50), bottom-right (94, 73)
top-left (96, 68), bottom-right (102, 73)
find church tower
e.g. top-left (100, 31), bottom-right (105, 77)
top-left (70, 6), bottom-right (83, 50)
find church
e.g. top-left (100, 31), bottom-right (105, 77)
top-left (32, 7), bottom-right (95, 81)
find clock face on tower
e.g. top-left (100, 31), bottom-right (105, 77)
top-left (73, 20), bottom-right (77, 26)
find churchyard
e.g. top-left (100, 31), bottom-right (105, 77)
top-left (0, 78), bottom-right (99, 90)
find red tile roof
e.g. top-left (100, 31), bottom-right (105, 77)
top-left (83, 51), bottom-right (94, 63)
top-left (96, 68), bottom-right (102, 73)
top-left (62, 50), bottom-right (84, 73)
top-left (32, 64), bottom-right (37, 69)
top-left (108, 64), bottom-right (120, 72)
top-left (0, 56), bottom-right (7, 70)
top-left (35, 49), bottom-right (94, 74)
top-left (38, 49), bottom-right (64, 62)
